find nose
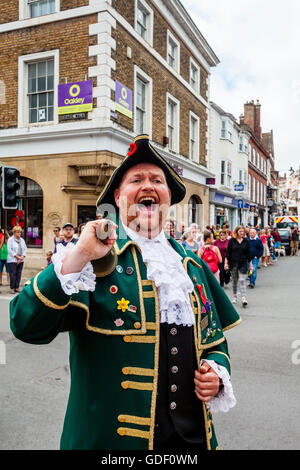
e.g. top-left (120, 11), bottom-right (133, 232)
top-left (141, 178), bottom-right (155, 191)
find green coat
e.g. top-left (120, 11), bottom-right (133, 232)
top-left (10, 224), bottom-right (241, 450)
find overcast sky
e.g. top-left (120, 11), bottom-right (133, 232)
top-left (183, 0), bottom-right (300, 172)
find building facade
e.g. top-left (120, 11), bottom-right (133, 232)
top-left (0, 0), bottom-right (219, 269)
top-left (208, 102), bottom-right (250, 229)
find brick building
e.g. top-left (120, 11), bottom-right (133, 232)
top-left (239, 100), bottom-right (270, 227)
top-left (0, 0), bottom-right (218, 269)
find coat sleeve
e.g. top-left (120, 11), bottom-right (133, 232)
top-left (10, 263), bottom-right (85, 345)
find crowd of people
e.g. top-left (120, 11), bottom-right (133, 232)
top-left (164, 219), bottom-right (299, 308)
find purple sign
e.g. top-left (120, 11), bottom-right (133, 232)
top-left (115, 81), bottom-right (132, 118)
top-left (58, 80), bottom-right (93, 115)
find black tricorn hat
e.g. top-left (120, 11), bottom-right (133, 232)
top-left (96, 134), bottom-right (186, 209)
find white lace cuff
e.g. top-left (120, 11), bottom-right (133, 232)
top-left (52, 250), bottom-right (96, 295)
top-left (200, 359), bottom-right (236, 413)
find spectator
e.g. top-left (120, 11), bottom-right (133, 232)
top-left (213, 224), bottom-right (221, 240)
top-left (198, 230), bottom-right (222, 283)
top-left (225, 226), bottom-right (252, 307)
top-left (53, 227), bottom-right (61, 245)
top-left (260, 229), bottom-right (270, 267)
top-left (272, 228), bottom-right (282, 250)
top-left (53, 223), bottom-right (77, 255)
top-left (164, 220), bottom-right (176, 239)
top-left (0, 230), bottom-right (10, 286)
top-left (7, 226), bottom-right (27, 295)
top-left (213, 230), bottom-right (230, 287)
top-left (247, 228), bottom-right (264, 288)
top-left (181, 227), bottom-right (199, 253)
top-left (46, 250), bottom-right (53, 266)
top-left (290, 225), bottom-right (300, 256)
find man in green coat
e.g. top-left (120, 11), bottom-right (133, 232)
top-left (10, 135), bottom-right (241, 451)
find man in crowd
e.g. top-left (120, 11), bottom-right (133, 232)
top-left (10, 135), bottom-right (240, 451)
top-left (247, 227), bottom-right (264, 288)
top-left (53, 222), bottom-right (77, 254)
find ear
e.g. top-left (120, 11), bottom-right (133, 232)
top-left (114, 188), bottom-right (120, 208)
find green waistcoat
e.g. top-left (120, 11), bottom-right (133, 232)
top-left (10, 224), bottom-right (241, 450)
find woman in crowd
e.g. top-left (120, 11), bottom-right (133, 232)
top-left (213, 229), bottom-right (230, 287)
top-left (181, 226), bottom-right (199, 253)
top-left (0, 229), bottom-right (10, 286)
top-left (197, 230), bottom-right (222, 282)
top-left (260, 228), bottom-right (270, 267)
top-left (7, 226), bottom-right (27, 294)
top-left (225, 226), bottom-right (252, 307)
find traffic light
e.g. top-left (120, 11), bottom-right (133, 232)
top-left (2, 166), bottom-right (20, 209)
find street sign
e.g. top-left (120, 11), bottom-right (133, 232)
top-left (234, 184), bottom-right (245, 191)
top-left (237, 199), bottom-right (244, 209)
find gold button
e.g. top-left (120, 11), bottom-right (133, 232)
top-left (121, 381), bottom-right (129, 389)
top-left (123, 336), bottom-right (132, 342)
top-left (122, 367), bottom-right (129, 375)
top-left (134, 322), bottom-right (141, 329)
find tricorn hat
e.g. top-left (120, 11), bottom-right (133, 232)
top-left (96, 135), bottom-right (186, 209)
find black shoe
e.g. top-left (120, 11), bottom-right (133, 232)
top-left (249, 284), bottom-right (255, 288)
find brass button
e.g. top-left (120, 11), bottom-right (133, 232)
top-left (170, 327), bottom-right (177, 336)
top-left (171, 366), bottom-right (178, 374)
top-left (134, 322), bottom-right (141, 329)
top-left (171, 347), bottom-right (178, 355)
top-left (170, 384), bottom-right (177, 393)
top-left (170, 402), bottom-right (177, 411)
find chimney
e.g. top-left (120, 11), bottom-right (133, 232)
top-left (243, 101), bottom-right (255, 131)
top-left (254, 99), bottom-right (261, 139)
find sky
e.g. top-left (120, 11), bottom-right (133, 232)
top-left (183, 0), bottom-right (300, 172)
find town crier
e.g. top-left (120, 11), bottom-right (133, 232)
top-left (10, 135), bottom-right (241, 450)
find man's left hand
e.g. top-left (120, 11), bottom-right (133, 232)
top-left (194, 362), bottom-right (220, 402)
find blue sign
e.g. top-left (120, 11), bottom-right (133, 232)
top-left (234, 184), bottom-right (245, 191)
top-left (237, 199), bottom-right (244, 209)
top-left (214, 193), bottom-right (239, 207)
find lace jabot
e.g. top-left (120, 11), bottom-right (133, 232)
top-left (123, 226), bottom-right (195, 327)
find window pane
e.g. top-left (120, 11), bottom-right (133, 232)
top-left (48, 106), bottom-right (53, 121)
top-left (28, 63), bottom-right (36, 79)
top-left (28, 78), bottom-right (36, 93)
top-left (38, 76), bottom-right (46, 91)
top-left (30, 3), bottom-right (39, 18)
top-left (30, 108), bottom-right (37, 123)
top-left (48, 91), bottom-right (53, 106)
top-left (47, 75), bottom-right (54, 90)
top-left (49, 0), bottom-right (55, 13)
top-left (135, 109), bottom-right (144, 134)
top-left (29, 94), bottom-right (37, 108)
top-left (38, 61), bottom-right (46, 77)
top-left (136, 79), bottom-right (145, 109)
top-left (40, 0), bottom-right (48, 15)
top-left (38, 108), bottom-right (47, 122)
top-left (47, 59), bottom-right (54, 75)
top-left (168, 101), bottom-right (174, 126)
top-left (38, 93), bottom-right (47, 107)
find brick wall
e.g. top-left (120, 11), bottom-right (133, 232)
top-left (0, 0), bottom-right (19, 24)
top-left (0, 15), bottom-right (97, 129)
top-left (60, 0), bottom-right (89, 10)
top-left (112, 23), bottom-right (207, 165)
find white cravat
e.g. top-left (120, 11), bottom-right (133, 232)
top-left (123, 225), bottom-right (195, 327)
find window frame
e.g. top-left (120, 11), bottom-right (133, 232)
top-left (134, 65), bottom-right (152, 138)
top-left (19, 0), bottom-right (60, 20)
top-left (18, 49), bottom-right (59, 128)
top-left (135, 0), bottom-right (154, 47)
top-left (166, 92), bottom-right (180, 153)
top-left (189, 57), bottom-right (200, 94)
top-left (189, 110), bottom-right (200, 163)
top-left (166, 30), bottom-right (180, 74)
top-left (220, 160), bottom-right (232, 188)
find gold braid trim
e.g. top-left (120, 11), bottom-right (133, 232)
top-left (118, 415), bottom-right (151, 426)
top-left (122, 367), bottom-right (154, 377)
top-left (124, 335), bottom-right (156, 343)
top-left (121, 381), bottom-right (153, 391)
top-left (146, 322), bottom-right (156, 330)
top-left (148, 282), bottom-right (160, 451)
top-left (117, 427), bottom-right (150, 439)
top-left (206, 350), bottom-right (232, 374)
top-left (33, 272), bottom-right (70, 310)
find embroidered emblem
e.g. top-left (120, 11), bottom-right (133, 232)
top-left (128, 305), bottom-right (137, 313)
top-left (116, 265), bottom-right (123, 273)
top-left (114, 318), bottom-right (124, 327)
top-left (201, 315), bottom-right (209, 330)
top-left (110, 285), bottom-right (118, 294)
top-left (201, 307), bottom-right (206, 314)
top-left (117, 298), bottom-right (130, 312)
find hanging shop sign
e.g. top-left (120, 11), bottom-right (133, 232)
top-left (58, 80), bottom-right (93, 115)
top-left (115, 81), bottom-right (133, 118)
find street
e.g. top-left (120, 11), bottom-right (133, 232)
top-left (0, 255), bottom-right (300, 450)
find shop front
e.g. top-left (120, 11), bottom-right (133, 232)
top-left (209, 191), bottom-right (238, 230)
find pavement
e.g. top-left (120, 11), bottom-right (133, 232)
top-left (0, 255), bottom-right (300, 450)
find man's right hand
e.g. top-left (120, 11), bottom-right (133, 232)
top-left (61, 219), bottom-right (118, 275)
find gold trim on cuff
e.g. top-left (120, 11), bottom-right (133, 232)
top-left (33, 272), bottom-right (70, 310)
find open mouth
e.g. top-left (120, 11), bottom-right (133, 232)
top-left (136, 196), bottom-right (159, 213)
